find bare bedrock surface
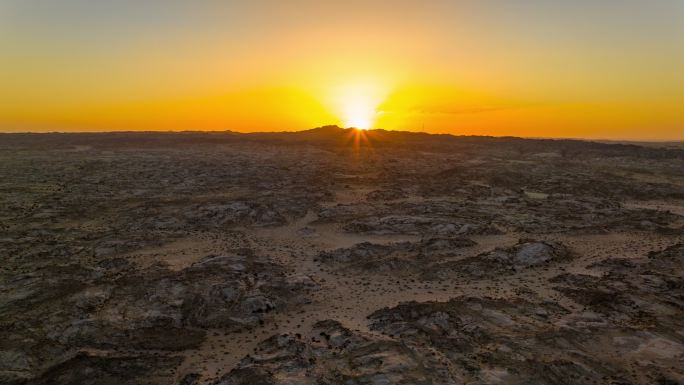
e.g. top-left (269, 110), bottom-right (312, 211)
top-left (1, 128), bottom-right (683, 384)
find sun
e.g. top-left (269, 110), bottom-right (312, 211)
top-left (343, 101), bottom-right (375, 130)
top-left (330, 81), bottom-right (386, 130)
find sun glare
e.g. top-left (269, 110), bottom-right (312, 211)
top-left (330, 81), bottom-right (386, 130)
top-left (343, 103), bottom-right (374, 130)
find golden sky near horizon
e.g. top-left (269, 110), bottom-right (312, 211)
top-left (1, 1), bottom-right (683, 139)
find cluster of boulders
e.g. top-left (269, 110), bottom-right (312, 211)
top-left (429, 239), bottom-right (574, 278)
top-left (342, 215), bottom-right (500, 237)
top-left (217, 277), bottom-right (682, 385)
top-left (552, 243), bottom-right (683, 331)
top-left (26, 353), bottom-right (183, 385)
top-left (0, 253), bottom-right (318, 384)
top-left (215, 320), bottom-right (455, 385)
top-left (318, 237), bottom-right (476, 271)
top-left (185, 202), bottom-right (287, 228)
top-left (420, 157), bottom-right (684, 201)
top-left (366, 292), bottom-right (682, 384)
top-left (332, 194), bottom-right (683, 236)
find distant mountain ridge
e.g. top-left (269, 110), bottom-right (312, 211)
top-left (1, 126), bottom-right (683, 160)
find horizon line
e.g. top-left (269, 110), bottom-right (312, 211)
top-left (0, 125), bottom-right (682, 143)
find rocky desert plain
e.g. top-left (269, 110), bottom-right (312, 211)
top-left (1, 126), bottom-right (683, 385)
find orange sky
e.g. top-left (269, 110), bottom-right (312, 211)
top-left (1, 1), bottom-right (683, 139)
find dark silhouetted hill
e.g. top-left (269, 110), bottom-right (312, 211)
top-left (1, 126), bottom-right (683, 160)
